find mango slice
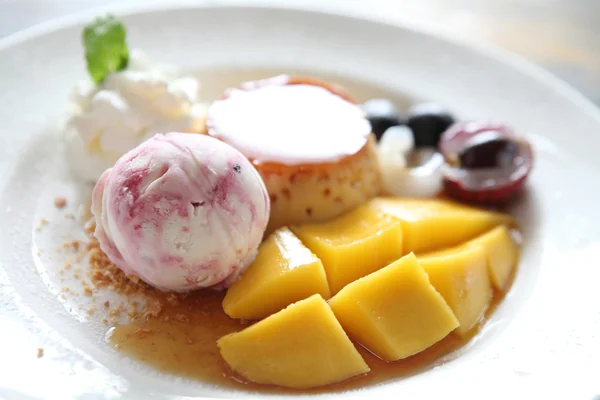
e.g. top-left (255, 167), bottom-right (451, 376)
top-left (291, 204), bottom-right (403, 294)
top-left (369, 197), bottom-right (514, 254)
top-left (218, 294), bottom-right (370, 389)
top-left (418, 246), bottom-right (492, 336)
top-left (223, 228), bottom-right (330, 320)
top-left (328, 253), bottom-right (459, 361)
top-left (466, 225), bottom-right (520, 291)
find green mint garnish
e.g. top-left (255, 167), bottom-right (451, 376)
top-left (83, 15), bottom-right (129, 84)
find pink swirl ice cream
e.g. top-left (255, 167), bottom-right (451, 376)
top-left (91, 132), bottom-right (270, 291)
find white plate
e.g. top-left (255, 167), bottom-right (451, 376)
top-left (1, 1), bottom-right (599, 399)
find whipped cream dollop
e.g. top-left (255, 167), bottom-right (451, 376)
top-left (378, 125), bottom-right (444, 197)
top-left (207, 76), bottom-right (371, 165)
top-left (65, 50), bottom-right (207, 181)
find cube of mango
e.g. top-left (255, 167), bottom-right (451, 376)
top-left (328, 253), bottom-right (459, 361)
top-left (418, 246), bottom-right (492, 336)
top-left (291, 205), bottom-right (403, 294)
top-left (369, 197), bottom-right (514, 254)
top-left (466, 225), bottom-right (520, 291)
top-left (223, 228), bottom-right (330, 320)
top-left (218, 294), bottom-right (370, 389)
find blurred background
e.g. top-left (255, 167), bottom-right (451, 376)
top-left (1, 0), bottom-right (599, 104)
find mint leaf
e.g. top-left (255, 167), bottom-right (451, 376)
top-left (83, 15), bottom-right (129, 84)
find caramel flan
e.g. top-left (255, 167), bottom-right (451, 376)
top-left (206, 75), bottom-right (381, 233)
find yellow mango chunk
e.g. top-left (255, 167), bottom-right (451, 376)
top-left (418, 246), bottom-right (492, 336)
top-left (223, 228), bottom-right (330, 320)
top-left (369, 197), bottom-right (514, 254)
top-left (466, 225), bottom-right (520, 291)
top-left (218, 294), bottom-right (369, 389)
top-left (328, 253), bottom-right (459, 361)
top-left (291, 205), bottom-right (403, 294)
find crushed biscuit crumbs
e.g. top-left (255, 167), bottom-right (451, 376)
top-left (36, 218), bottom-right (49, 231)
top-left (62, 240), bottom-right (81, 253)
top-left (54, 197), bottom-right (67, 209)
top-left (127, 303), bottom-right (138, 317)
top-left (109, 307), bottom-right (122, 317)
top-left (133, 328), bottom-right (153, 339)
top-left (56, 218), bottom-right (194, 325)
top-left (174, 314), bottom-right (190, 323)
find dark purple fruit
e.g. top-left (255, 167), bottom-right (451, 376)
top-left (363, 98), bottom-right (407, 140)
top-left (457, 130), bottom-right (519, 169)
top-left (407, 103), bottom-right (455, 148)
top-left (439, 121), bottom-right (534, 205)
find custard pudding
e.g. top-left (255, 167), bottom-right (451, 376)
top-left (206, 75), bottom-right (381, 233)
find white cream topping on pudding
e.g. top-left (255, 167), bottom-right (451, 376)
top-left (206, 79), bottom-right (371, 165)
top-left (65, 49), bottom-right (207, 181)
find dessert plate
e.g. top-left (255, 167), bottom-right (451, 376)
top-left (0, 1), bottom-right (599, 399)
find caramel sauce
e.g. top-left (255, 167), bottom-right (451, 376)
top-left (108, 284), bottom-right (509, 393)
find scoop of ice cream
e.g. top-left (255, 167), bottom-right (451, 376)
top-left (91, 132), bottom-right (270, 291)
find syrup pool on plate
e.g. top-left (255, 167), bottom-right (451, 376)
top-left (106, 273), bottom-right (512, 393)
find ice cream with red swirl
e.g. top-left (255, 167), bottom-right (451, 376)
top-left (91, 132), bottom-right (270, 292)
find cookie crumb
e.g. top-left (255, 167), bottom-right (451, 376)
top-left (54, 197), bottom-right (67, 209)
top-left (127, 302), bottom-right (139, 317)
top-left (134, 328), bottom-right (153, 339)
top-left (37, 348), bottom-right (44, 358)
top-left (143, 299), bottom-right (163, 319)
top-left (69, 218), bottom-right (190, 324)
top-left (36, 218), bottom-right (49, 231)
top-left (166, 293), bottom-right (180, 306)
top-left (63, 240), bottom-right (81, 252)
top-left (109, 306), bottom-right (122, 317)
top-left (174, 313), bottom-right (190, 323)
